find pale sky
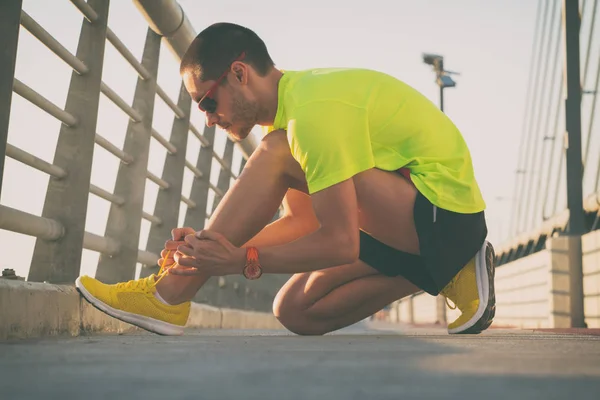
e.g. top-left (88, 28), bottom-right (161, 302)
top-left (3, 0), bottom-right (593, 280)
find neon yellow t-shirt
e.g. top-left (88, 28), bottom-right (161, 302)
top-left (265, 68), bottom-right (485, 214)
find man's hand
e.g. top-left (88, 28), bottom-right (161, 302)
top-left (169, 230), bottom-right (246, 276)
top-left (158, 227), bottom-right (196, 268)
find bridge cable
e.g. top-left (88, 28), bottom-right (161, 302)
top-left (508, 0), bottom-right (546, 236)
top-left (523, 0), bottom-right (562, 232)
top-left (511, 0), bottom-right (552, 235)
top-left (582, 0), bottom-right (599, 168)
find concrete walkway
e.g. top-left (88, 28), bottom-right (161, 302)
top-left (1, 322), bottom-right (599, 400)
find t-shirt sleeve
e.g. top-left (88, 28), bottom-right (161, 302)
top-left (287, 101), bottom-right (375, 194)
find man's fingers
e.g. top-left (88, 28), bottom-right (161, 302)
top-left (159, 248), bottom-right (176, 268)
top-left (164, 240), bottom-right (183, 250)
top-left (197, 229), bottom-right (234, 250)
top-left (171, 228), bottom-right (184, 240)
top-left (171, 227), bottom-right (196, 240)
top-left (174, 249), bottom-right (197, 265)
top-left (183, 233), bottom-right (201, 247)
top-left (177, 244), bottom-right (195, 257)
top-left (174, 254), bottom-right (198, 268)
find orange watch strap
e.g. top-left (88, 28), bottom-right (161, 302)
top-left (243, 247), bottom-right (262, 279)
top-left (246, 247), bottom-right (259, 263)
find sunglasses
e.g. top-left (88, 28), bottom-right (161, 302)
top-left (196, 52), bottom-right (246, 114)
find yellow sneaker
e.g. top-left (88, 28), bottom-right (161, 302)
top-left (75, 268), bottom-right (190, 336)
top-left (441, 241), bottom-right (496, 334)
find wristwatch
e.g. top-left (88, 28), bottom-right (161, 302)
top-left (243, 247), bottom-right (263, 280)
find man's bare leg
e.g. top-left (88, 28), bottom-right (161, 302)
top-left (274, 261), bottom-right (420, 335)
top-left (156, 131), bottom-right (306, 304)
top-left (274, 168), bottom-right (423, 335)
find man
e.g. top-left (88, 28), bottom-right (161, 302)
top-left (75, 22), bottom-right (495, 337)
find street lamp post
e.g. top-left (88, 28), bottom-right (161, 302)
top-left (422, 53), bottom-right (459, 112)
top-left (422, 53), bottom-right (459, 326)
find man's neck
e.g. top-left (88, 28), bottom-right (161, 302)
top-left (257, 68), bottom-right (283, 125)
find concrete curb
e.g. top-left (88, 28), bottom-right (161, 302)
top-left (0, 279), bottom-right (283, 341)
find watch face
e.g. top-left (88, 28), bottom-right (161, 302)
top-left (244, 263), bottom-right (262, 279)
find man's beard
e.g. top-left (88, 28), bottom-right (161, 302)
top-left (229, 91), bottom-right (259, 141)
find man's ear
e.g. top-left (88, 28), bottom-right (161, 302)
top-left (231, 61), bottom-right (248, 85)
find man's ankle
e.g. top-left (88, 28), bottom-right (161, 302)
top-left (154, 289), bottom-right (174, 305)
top-left (154, 283), bottom-right (189, 305)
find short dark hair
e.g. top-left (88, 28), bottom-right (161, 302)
top-left (180, 22), bottom-right (275, 81)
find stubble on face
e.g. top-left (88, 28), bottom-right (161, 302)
top-left (227, 89), bottom-right (263, 141)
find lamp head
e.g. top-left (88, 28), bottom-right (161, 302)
top-left (422, 53), bottom-right (444, 67)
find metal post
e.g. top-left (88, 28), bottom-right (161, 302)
top-left (142, 82), bottom-right (191, 277)
top-left (95, 28), bottom-right (161, 284)
top-left (0, 0), bottom-right (23, 199)
top-left (562, 0), bottom-right (586, 328)
top-left (28, 0), bottom-right (109, 283)
top-left (435, 61), bottom-right (447, 325)
top-left (184, 125), bottom-right (215, 229)
top-left (211, 138), bottom-right (235, 213)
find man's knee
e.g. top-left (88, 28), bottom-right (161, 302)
top-left (272, 286), bottom-right (305, 332)
top-left (272, 284), bottom-right (327, 336)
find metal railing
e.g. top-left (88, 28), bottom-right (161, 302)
top-left (498, 0), bottom-right (600, 266)
top-left (0, 0), bottom-right (258, 284)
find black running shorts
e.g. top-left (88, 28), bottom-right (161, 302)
top-left (358, 190), bottom-right (488, 296)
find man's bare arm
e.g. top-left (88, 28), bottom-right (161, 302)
top-left (242, 188), bottom-right (320, 248)
top-left (203, 131), bottom-right (294, 247)
top-left (257, 178), bottom-right (360, 274)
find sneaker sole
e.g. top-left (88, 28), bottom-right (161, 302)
top-left (75, 277), bottom-right (185, 336)
top-left (448, 241), bottom-right (496, 334)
